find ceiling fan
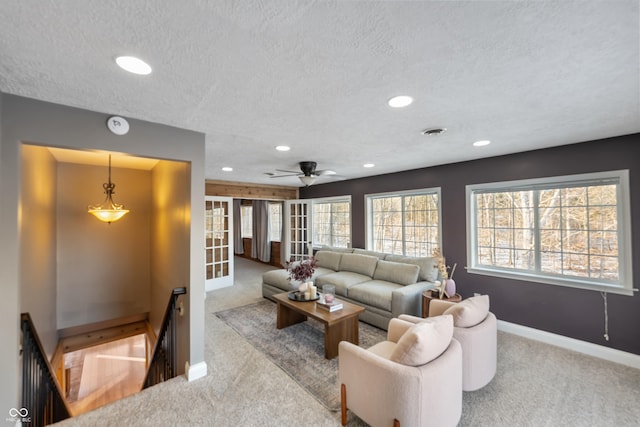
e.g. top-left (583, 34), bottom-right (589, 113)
top-left (268, 161), bottom-right (337, 186)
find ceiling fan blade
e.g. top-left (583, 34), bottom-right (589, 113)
top-left (270, 173), bottom-right (299, 178)
top-left (316, 169), bottom-right (337, 176)
top-left (276, 169), bottom-right (301, 174)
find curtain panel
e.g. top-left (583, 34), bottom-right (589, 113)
top-left (252, 200), bottom-right (271, 263)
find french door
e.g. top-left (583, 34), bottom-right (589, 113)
top-left (205, 196), bottom-right (234, 291)
top-left (284, 200), bottom-right (313, 262)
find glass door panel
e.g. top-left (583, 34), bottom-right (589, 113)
top-left (205, 196), bottom-right (234, 291)
top-left (284, 200), bottom-right (312, 262)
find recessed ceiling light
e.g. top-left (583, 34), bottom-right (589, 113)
top-left (363, 163), bottom-right (375, 168)
top-left (115, 56), bottom-right (152, 75)
top-left (222, 166), bottom-right (233, 172)
top-left (473, 140), bottom-right (491, 147)
top-left (275, 145), bottom-right (290, 151)
top-left (388, 96), bottom-right (413, 108)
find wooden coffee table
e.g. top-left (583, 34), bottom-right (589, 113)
top-left (272, 292), bottom-right (365, 359)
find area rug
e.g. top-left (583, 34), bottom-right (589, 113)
top-left (215, 300), bottom-right (386, 411)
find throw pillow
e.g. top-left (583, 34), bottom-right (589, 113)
top-left (373, 260), bottom-right (420, 285)
top-left (443, 294), bottom-right (490, 328)
top-left (314, 251), bottom-right (342, 271)
top-left (390, 315), bottom-right (453, 367)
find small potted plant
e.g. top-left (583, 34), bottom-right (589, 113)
top-left (285, 256), bottom-right (317, 291)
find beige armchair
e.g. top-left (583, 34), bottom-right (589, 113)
top-left (400, 294), bottom-right (497, 391)
top-left (339, 316), bottom-right (462, 427)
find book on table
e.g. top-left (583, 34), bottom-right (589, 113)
top-left (316, 300), bottom-right (343, 312)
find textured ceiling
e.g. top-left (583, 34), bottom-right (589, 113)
top-left (1, 1), bottom-right (638, 187)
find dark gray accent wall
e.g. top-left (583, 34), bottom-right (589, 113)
top-left (301, 134), bottom-right (640, 355)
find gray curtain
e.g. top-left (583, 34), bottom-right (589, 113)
top-left (233, 199), bottom-right (244, 255)
top-left (252, 200), bottom-right (271, 262)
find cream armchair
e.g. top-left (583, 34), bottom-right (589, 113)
top-left (339, 316), bottom-right (462, 427)
top-left (400, 294), bottom-right (497, 391)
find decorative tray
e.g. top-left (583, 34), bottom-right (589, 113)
top-left (288, 291), bottom-right (320, 302)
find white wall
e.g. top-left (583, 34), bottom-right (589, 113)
top-left (151, 159), bottom-right (191, 373)
top-left (0, 94), bottom-right (206, 412)
top-left (20, 145), bottom-right (58, 358)
top-left (57, 163), bottom-right (151, 329)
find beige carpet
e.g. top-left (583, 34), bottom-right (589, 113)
top-left (216, 300), bottom-right (386, 411)
top-left (56, 256), bottom-right (640, 426)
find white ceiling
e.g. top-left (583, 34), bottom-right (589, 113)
top-left (1, 1), bottom-right (638, 187)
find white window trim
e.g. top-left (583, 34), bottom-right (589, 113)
top-left (311, 195), bottom-right (352, 249)
top-left (466, 170), bottom-right (634, 296)
top-left (365, 187), bottom-right (442, 254)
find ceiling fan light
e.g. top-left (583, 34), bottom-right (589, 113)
top-left (299, 176), bottom-right (316, 186)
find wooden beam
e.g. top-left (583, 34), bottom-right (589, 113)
top-left (205, 180), bottom-right (298, 200)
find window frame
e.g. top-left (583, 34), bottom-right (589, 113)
top-left (365, 187), bottom-right (442, 256)
top-left (240, 205), bottom-right (253, 238)
top-left (311, 195), bottom-right (352, 248)
top-left (268, 202), bottom-right (282, 242)
top-left (466, 170), bottom-right (633, 296)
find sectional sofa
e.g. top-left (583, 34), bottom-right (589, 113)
top-left (261, 248), bottom-right (439, 330)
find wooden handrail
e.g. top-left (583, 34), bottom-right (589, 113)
top-left (142, 287), bottom-right (186, 389)
top-left (20, 313), bottom-right (72, 426)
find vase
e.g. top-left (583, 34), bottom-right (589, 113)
top-left (444, 279), bottom-right (456, 297)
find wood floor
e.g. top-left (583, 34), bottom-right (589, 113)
top-left (65, 334), bottom-right (147, 416)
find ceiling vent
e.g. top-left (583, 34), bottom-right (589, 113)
top-left (422, 127), bottom-right (447, 136)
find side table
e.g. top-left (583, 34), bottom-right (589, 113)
top-left (422, 290), bottom-right (462, 318)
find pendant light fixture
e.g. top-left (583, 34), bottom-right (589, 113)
top-left (87, 155), bottom-right (130, 223)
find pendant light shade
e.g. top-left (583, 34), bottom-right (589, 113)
top-left (87, 155), bottom-right (130, 223)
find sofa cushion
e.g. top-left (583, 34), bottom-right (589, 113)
top-left (262, 266), bottom-right (335, 292)
top-left (373, 260), bottom-right (420, 286)
top-left (262, 269), bottom-right (296, 290)
top-left (315, 250), bottom-right (342, 271)
top-left (319, 246), bottom-right (354, 254)
top-left (353, 248), bottom-right (387, 260)
top-left (443, 295), bottom-right (490, 328)
top-left (315, 272), bottom-right (371, 296)
top-left (339, 253), bottom-right (379, 277)
top-left (390, 314), bottom-right (454, 366)
top-left (385, 255), bottom-right (439, 282)
top-left (348, 280), bottom-right (402, 311)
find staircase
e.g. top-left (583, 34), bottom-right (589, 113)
top-left (21, 287), bottom-right (186, 425)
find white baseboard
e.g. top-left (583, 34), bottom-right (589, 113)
top-left (497, 320), bottom-right (640, 370)
top-left (185, 361), bottom-right (208, 381)
top-left (205, 281), bottom-right (233, 292)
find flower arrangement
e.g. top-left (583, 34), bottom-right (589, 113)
top-left (432, 247), bottom-right (457, 298)
top-left (285, 256), bottom-right (317, 283)
top-left (433, 247), bottom-right (456, 280)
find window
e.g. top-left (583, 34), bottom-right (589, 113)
top-left (269, 202), bottom-right (282, 242)
top-left (313, 197), bottom-right (351, 248)
top-left (241, 205), bottom-right (252, 238)
top-left (467, 170), bottom-right (633, 295)
top-left (366, 189), bottom-right (441, 256)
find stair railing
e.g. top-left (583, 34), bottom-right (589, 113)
top-left (143, 287), bottom-right (187, 389)
top-left (20, 313), bottom-right (71, 426)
